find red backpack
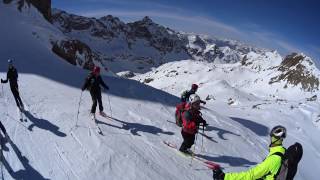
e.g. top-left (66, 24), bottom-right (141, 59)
top-left (175, 102), bottom-right (187, 127)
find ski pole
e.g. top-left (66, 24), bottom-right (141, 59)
top-left (107, 93), bottom-right (113, 118)
top-left (190, 132), bottom-right (198, 166)
top-left (0, 137), bottom-right (3, 180)
top-left (71, 91), bottom-right (83, 132)
top-left (201, 125), bottom-right (205, 152)
top-left (0, 84), bottom-right (3, 98)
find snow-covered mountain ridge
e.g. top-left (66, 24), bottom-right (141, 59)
top-left (6, 0), bottom-right (319, 93)
top-left (50, 9), bottom-right (320, 93)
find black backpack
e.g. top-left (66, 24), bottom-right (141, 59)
top-left (273, 142), bottom-right (303, 180)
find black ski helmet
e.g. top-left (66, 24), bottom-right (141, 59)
top-left (270, 125), bottom-right (287, 139)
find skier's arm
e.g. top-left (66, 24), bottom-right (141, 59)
top-left (1, 71), bottom-right (9, 83)
top-left (224, 155), bottom-right (282, 180)
top-left (82, 76), bottom-right (89, 91)
top-left (99, 76), bottom-right (109, 90)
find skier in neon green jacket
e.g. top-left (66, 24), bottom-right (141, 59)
top-left (212, 125), bottom-right (287, 180)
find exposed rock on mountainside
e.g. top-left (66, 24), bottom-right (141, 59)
top-left (269, 53), bottom-right (319, 91)
top-left (52, 39), bottom-right (97, 70)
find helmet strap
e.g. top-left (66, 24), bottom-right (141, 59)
top-left (269, 137), bottom-right (282, 147)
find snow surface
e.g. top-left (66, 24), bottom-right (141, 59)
top-left (0, 2), bottom-right (320, 180)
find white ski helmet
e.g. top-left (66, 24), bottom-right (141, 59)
top-left (189, 94), bottom-right (201, 104)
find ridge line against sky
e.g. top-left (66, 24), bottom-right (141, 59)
top-left (52, 0), bottom-right (320, 64)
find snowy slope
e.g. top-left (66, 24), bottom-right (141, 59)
top-left (1, 1), bottom-right (320, 180)
top-left (134, 59), bottom-right (320, 179)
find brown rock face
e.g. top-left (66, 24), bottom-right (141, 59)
top-left (51, 39), bottom-right (96, 70)
top-left (269, 53), bottom-right (319, 91)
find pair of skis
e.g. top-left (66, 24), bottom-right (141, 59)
top-left (89, 112), bottom-right (109, 135)
top-left (163, 141), bottom-right (220, 170)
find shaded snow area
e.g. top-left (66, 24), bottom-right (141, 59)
top-left (1, 2), bottom-right (320, 180)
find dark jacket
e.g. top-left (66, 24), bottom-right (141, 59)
top-left (181, 90), bottom-right (195, 102)
top-left (1, 66), bottom-right (18, 88)
top-left (181, 89), bottom-right (206, 104)
top-left (82, 73), bottom-right (109, 93)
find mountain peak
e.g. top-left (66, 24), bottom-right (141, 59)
top-left (141, 16), bottom-right (153, 24)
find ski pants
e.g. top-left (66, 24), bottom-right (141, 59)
top-left (10, 84), bottom-right (23, 108)
top-left (179, 130), bottom-right (195, 152)
top-left (90, 90), bottom-right (103, 113)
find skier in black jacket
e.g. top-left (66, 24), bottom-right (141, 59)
top-left (1, 59), bottom-right (24, 110)
top-left (82, 66), bottom-right (109, 119)
top-left (181, 84), bottom-right (206, 104)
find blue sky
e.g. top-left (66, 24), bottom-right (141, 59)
top-left (52, 0), bottom-right (320, 63)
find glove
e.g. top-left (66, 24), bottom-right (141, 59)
top-left (105, 86), bottom-right (110, 91)
top-left (202, 120), bottom-right (208, 127)
top-left (212, 168), bottom-right (225, 180)
top-left (1, 79), bottom-right (3, 83)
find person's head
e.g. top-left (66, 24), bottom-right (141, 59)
top-left (191, 84), bottom-right (198, 92)
top-left (269, 125), bottom-right (286, 147)
top-left (189, 94), bottom-right (201, 111)
top-left (92, 66), bottom-right (100, 76)
top-left (8, 59), bottom-right (13, 68)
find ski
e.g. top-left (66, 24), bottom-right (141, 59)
top-left (90, 114), bottom-right (103, 135)
top-left (99, 112), bottom-right (113, 121)
top-left (99, 111), bottom-right (108, 118)
top-left (94, 121), bottom-right (103, 135)
top-left (163, 141), bottom-right (220, 168)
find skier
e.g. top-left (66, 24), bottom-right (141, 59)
top-left (212, 125), bottom-right (301, 180)
top-left (181, 84), bottom-right (206, 104)
top-left (82, 66), bottom-right (109, 119)
top-left (1, 59), bottom-right (24, 110)
top-left (179, 94), bottom-right (207, 153)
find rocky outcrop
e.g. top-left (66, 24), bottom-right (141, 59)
top-left (52, 10), bottom-right (127, 40)
top-left (269, 53), bottom-right (319, 91)
top-left (51, 39), bottom-right (98, 70)
top-left (127, 16), bottom-right (186, 53)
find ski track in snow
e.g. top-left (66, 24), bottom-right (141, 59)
top-left (54, 142), bottom-right (79, 180)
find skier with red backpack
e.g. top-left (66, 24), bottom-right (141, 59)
top-left (179, 94), bottom-right (207, 154)
top-left (176, 84), bottom-right (206, 127)
top-left (212, 125), bottom-right (303, 180)
top-left (82, 66), bottom-right (109, 119)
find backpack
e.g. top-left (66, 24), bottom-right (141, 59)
top-left (175, 102), bottom-right (186, 127)
top-left (274, 142), bottom-right (303, 180)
